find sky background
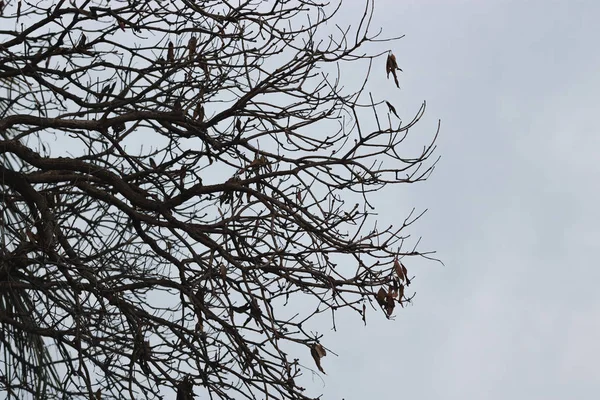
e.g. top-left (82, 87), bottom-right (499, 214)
top-left (317, 1), bottom-right (600, 399)
top-left (3, 1), bottom-right (598, 399)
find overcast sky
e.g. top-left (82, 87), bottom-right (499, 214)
top-left (317, 1), bottom-right (600, 399)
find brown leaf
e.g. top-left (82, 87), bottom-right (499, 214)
top-left (94, 389), bottom-right (101, 400)
top-left (77, 34), bottom-right (87, 49)
top-left (386, 53), bottom-right (393, 78)
top-left (219, 263), bottom-right (227, 279)
top-left (385, 291), bottom-right (395, 316)
top-left (310, 343), bottom-right (326, 373)
top-left (188, 36), bottom-right (197, 62)
top-left (149, 158), bottom-right (157, 168)
top-left (385, 101), bottom-right (399, 119)
top-left (376, 287), bottom-right (387, 307)
top-left (26, 229), bottom-right (37, 243)
top-left (398, 284), bottom-right (405, 305)
top-left (176, 376), bottom-right (194, 400)
top-left (167, 41), bottom-right (174, 63)
top-left (118, 19), bottom-right (125, 31)
top-left (394, 257), bottom-right (404, 282)
top-left (386, 52), bottom-right (402, 88)
top-left (362, 303), bottom-right (367, 326)
top-left (193, 103), bottom-right (204, 121)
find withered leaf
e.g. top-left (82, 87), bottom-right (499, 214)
top-left (77, 34), bottom-right (86, 49)
top-left (403, 264), bottom-right (411, 286)
top-left (386, 52), bottom-right (402, 89)
top-left (362, 303), bottom-right (367, 326)
top-left (176, 376), bottom-right (194, 400)
top-left (149, 158), bottom-right (157, 168)
top-left (376, 287), bottom-right (387, 307)
top-left (385, 101), bottom-right (400, 119)
top-left (398, 284), bottom-right (405, 305)
top-left (394, 257), bottom-right (404, 282)
top-left (385, 291), bottom-right (395, 316)
top-left (219, 263), bottom-right (227, 279)
top-left (310, 343), bottom-right (326, 374)
top-left (26, 230), bottom-right (37, 243)
top-left (188, 36), bottom-right (197, 62)
top-left (193, 103), bottom-right (204, 122)
top-left (167, 41), bottom-right (174, 63)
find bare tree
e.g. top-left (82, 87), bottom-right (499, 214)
top-left (0, 0), bottom-right (440, 399)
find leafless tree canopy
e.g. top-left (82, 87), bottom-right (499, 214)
top-left (0, 0), bottom-right (440, 399)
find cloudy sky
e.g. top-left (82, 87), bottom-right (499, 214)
top-left (317, 1), bottom-right (600, 399)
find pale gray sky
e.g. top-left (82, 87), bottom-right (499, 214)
top-left (317, 1), bottom-right (600, 399)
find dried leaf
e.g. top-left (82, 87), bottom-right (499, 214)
top-left (236, 118), bottom-right (242, 133)
top-left (26, 230), bottom-right (37, 243)
top-left (310, 343), bottom-right (326, 373)
top-left (385, 101), bottom-right (399, 119)
top-left (385, 291), bottom-right (395, 316)
top-left (398, 284), bottom-right (405, 304)
top-left (386, 52), bottom-right (402, 89)
top-left (219, 263), bottom-right (227, 279)
top-left (94, 389), bottom-right (101, 400)
top-left (362, 303), bottom-right (367, 326)
top-left (149, 158), bottom-right (157, 168)
top-left (118, 19), bottom-right (125, 31)
top-left (403, 264), bottom-right (411, 286)
top-left (376, 287), bottom-right (387, 307)
top-left (386, 53), bottom-right (393, 78)
top-left (167, 41), bottom-right (174, 63)
top-left (193, 103), bottom-right (204, 121)
top-left (188, 36), bottom-right (197, 62)
top-left (176, 376), bottom-right (194, 400)
top-left (77, 34), bottom-right (87, 49)
top-left (394, 257), bottom-right (404, 282)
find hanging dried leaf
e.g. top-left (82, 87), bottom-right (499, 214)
top-left (385, 101), bottom-right (400, 119)
top-left (385, 291), bottom-right (395, 316)
top-left (376, 287), bottom-right (387, 307)
top-left (394, 257), bottom-right (404, 282)
top-left (149, 158), bottom-right (157, 168)
top-left (167, 41), bottom-right (174, 63)
top-left (310, 343), bottom-right (326, 374)
top-left (362, 303), bottom-right (367, 326)
top-left (77, 34), bottom-right (87, 49)
top-left (118, 19), bottom-right (125, 31)
top-left (193, 103), bottom-right (204, 121)
top-left (236, 118), bottom-right (242, 133)
top-left (386, 52), bottom-right (402, 88)
top-left (94, 388), bottom-right (101, 400)
top-left (26, 230), bottom-right (37, 243)
top-left (188, 36), bottom-right (197, 62)
top-left (403, 263), bottom-right (411, 286)
top-left (398, 284), bottom-right (405, 305)
top-left (219, 263), bottom-right (227, 279)
top-left (176, 376), bottom-right (194, 400)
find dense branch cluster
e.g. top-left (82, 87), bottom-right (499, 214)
top-left (0, 1), bottom-right (439, 399)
